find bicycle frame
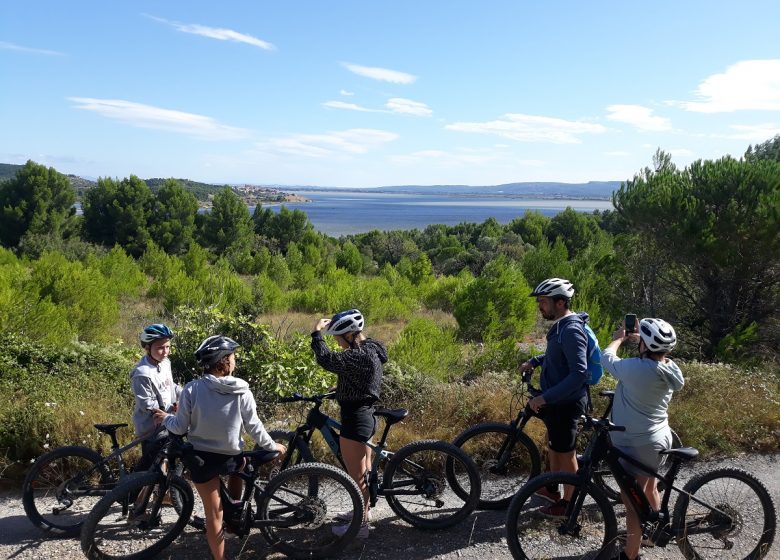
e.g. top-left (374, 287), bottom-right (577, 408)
top-left (573, 418), bottom-right (736, 546)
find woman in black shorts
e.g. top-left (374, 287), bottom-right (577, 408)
top-left (154, 335), bottom-right (285, 560)
top-left (312, 309), bottom-right (387, 539)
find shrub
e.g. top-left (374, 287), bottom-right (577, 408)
top-left (389, 318), bottom-right (462, 382)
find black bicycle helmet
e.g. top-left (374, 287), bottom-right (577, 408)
top-left (194, 335), bottom-right (240, 368)
top-left (139, 323), bottom-right (174, 346)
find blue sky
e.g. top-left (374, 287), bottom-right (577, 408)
top-left (2, 1), bottom-right (779, 187)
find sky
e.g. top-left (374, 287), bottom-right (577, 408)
top-left (2, 1), bottom-right (780, 188)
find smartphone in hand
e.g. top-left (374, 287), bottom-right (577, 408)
top-left (625, 313), bottom-right (638, 334)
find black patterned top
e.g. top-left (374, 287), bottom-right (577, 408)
top-left (311, 331), bottom-right (387, 402)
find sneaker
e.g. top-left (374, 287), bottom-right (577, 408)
top-left (189, 515), bottom-right (206, 532)
top-left (534, 486), bottom-right (562, 504)
top-left (334, 509), bottom-right (373, 522)
top-left (332, 521), bottom-right (370, 539)
top-left (539, 498), bottom-right (569, 519)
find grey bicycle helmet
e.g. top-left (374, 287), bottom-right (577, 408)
top-left (529, 278), bottom-right (575, 299)
top-left (195, 335), bottom-right (240, 368)
top-left (324, 309), bottom-right (364, 336)
top-left (140, 323), bottom-right (174, 346)
top-left (639, 318), bottom-right (677, 353)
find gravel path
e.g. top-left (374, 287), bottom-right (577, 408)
top-left (2, 453), bottom-right (778, 560)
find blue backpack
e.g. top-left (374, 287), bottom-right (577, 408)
top-left (558, 320), bottom-right (603, 385)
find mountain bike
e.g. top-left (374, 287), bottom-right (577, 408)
top-left (450, 370), bottom-right (543, 509)
top-left (505, 413), bottom-right (776, 560)
top-left (586, 389), bottom-right (683, 502)
top-left (81, 434), bottom-right (364, 559)
top-left (271, 391), bottom-right (481, 530)
top-left (22, 423), bottom-right (172, 536)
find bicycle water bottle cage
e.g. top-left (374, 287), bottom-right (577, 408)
top-left (373, 408), bottom-right (408, 425)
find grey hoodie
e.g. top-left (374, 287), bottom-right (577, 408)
top-left (130, 356), bottom-right (181, 437)
top-left (162, 374), bottom-right (275, 455)
top-left (602, 348), bottom-right (685, 447)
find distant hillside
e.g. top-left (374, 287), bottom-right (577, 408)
top-left (145, 178), bottom-right (231, 201)
top-left (0, 163), bottom-right (22, 180)
top-left (373, 181), bottom-right (621, 199)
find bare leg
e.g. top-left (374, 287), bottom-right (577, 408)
top-left (341, 437), bottom-right (371, 521)
top-left (548, 449), bottom-right (578, 500)
top-left (195, 478), bottom-right (225, 560)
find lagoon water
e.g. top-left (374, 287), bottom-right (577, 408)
top-left (264, 190), bottom-right (614, 237)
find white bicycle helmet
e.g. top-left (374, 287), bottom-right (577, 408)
top-left (195, 335), bottom-right (240, 367)
top-left (530, 278), bottom-right (575, 299)
top-left (324, 309), bottom-right (364, 336)
top-left (639, 318), bottom-right (677, 353)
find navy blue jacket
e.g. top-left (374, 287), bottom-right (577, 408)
top-left (530, 312), bottom-right (590, 405)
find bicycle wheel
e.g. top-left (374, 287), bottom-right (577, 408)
top-left (383, 439), bottom-right (480, 530)
top-left (591, 428), bottom-right (683, 502)
top-left (81, 471), bottom-right (194, 560)
top-left (22, 445), bottom-right (114, 536)
top-left (673, 467), bottom-right (776, 559)
top-left (258, 462), bottom-right (364, 559)
top-left (451, 422), bottom-right (541, 509)
top-left (506, 472), bottom-right (617, 560)
top-left (268, 430), bottom-right (316, 467)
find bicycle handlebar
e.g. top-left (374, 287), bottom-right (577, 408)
top-left (581, 415), bottom-right (626, 432)
top-left (278, 391), bottom-right (337, 404)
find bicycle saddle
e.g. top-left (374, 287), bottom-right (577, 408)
top-left (243, 448), bottom-right (280, 466)
top-left (373, 408), bottom-right (409, 425)
top-left (660, 447), bottom-right (699, 461)
top-left (94, 423), bottom-right (128, 435)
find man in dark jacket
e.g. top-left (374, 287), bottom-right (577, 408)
top-left (521, 278), bottom-right (590, 517)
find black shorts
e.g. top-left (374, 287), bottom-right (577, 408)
top-left (539, 395), bottom-right (588, 453)
top-left (188, 449), bottom-right (243, 484)
top-left (136, 430), bottom-right (168, 472)
top-left (339, 399), bottom-right (377, 443)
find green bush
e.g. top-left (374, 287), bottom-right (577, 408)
top-left (389, 318), bottom-right (462, 382)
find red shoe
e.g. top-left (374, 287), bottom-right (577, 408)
top-left (539, 498), bottom-right (569, 518)
top-left (533, 486), bottom-right (561, 504)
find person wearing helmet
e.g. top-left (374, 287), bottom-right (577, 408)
top-left (154, 335), bottom-right (285, 560)
top-left (519, 278), bottom-right (592, 517)
top-left (130, 323), bottom-right (181, 472)
top-left (602, 318), bottom-right (684, 560)
top-left (311, 309), bottom-right (388, 540)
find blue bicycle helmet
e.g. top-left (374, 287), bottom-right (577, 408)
top-left (139, 323), bottom-right (174, 346)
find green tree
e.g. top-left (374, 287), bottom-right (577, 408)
top-left (745, 134), bottom-right (780, 163)
top-left (613, 152), bottom-right (780, 358)
top-left (508, 210), bottom-right (550, 247)
top-left (254, 205), bottom-right (314, 251)
top-left (82, 175), bottom-right (153, 257)
top-left (547, 207), bottom-right (602, 258)
top-left (0, 161), bottom-right (77, 248)
top-left (198, 188), bottom-right (254, 254)
top-left (336, 241), bottom-right (363, 274)
top-left (148, 179), bottom-right (198, 254)
top-left (453, 257), bottom-right (537, 342)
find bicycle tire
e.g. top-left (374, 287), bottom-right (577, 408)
top-left (450, 422), bottom-right (541, 509)
top-left (258, 462), bottom-right (364, 559)
top-left (590, 427), bottom-right (683, 502)
top-left (383, 439), bottom-right (480, 530)
top-left (80, 471), bottom-right (194, 560)
top-left (506, 472), bottom-right (617, 560)
top-left (673, 467), bottom-right (776, 560)
top-left (22, 445), bottom-right (114, 536)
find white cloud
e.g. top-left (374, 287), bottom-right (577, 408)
top-left (0, 41), bottom-right (64, 56)
top-left (446, 113), bottom-right (607, 144)
top-left (322, 100), bottom-right (381, 113)
top-left (68, 97), bottom-right (250, 140)
top-left (145, 14), bottom-right (275, 50)
top-left (674, 59), bottom-right (780, 112)
top-left (342, 63), bottom-right (416, 84)
top-left (606, 104), bottom-right (671, 131)
top-left (386, 98), bottom-right (432, 117)
top-left (340, 90), bottom-right (355, 96)
top-left (256, 128), bottom-right (398, 158)
top-left (717, 123), bottom-right (780, 141)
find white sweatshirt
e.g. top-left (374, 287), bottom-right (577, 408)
top-left (130, 356), bottom-right (181, 437)
top-left (162, 373), bottom-right (275, 455)
top-left (602, 349), bottom-right (685, 447)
